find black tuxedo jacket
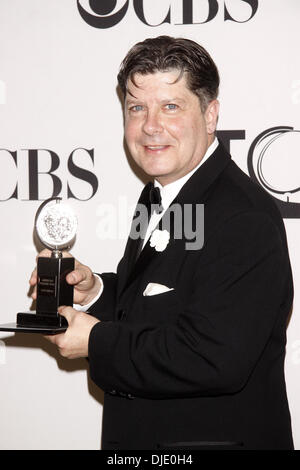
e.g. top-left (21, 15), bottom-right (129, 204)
top-left (88, 142), bottom-right (294, 450)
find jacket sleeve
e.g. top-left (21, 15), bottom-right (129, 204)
top-left (87, 272), bottom-right (117, 322)
top-left (88, 211), bottom-right (292, 399)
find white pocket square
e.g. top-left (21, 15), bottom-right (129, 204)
top-left (143, 282), bottom-right (174, 297)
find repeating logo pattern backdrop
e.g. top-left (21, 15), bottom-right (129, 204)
top-left (0, 0), bottom-right (299, 449)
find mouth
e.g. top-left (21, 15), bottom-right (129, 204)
top-left (144, 145), bottom-right (170, 153)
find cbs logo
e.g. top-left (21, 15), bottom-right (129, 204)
top-left (77, 0), bottom-right (259, 28)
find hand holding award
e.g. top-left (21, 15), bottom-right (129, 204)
top-left (0, 198), bottom-right (77, 334)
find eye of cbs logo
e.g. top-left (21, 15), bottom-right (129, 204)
top-left (217, 127), bottom-right (300, 219)
top-left (77, 0), bottom-right (259, 28)
top-left (247, 127), bottom-right (300, 219)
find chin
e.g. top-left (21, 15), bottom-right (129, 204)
top-left (144, 167), bottom-right (172, 180)
top-left (139, 159), bottom-right (172, 175)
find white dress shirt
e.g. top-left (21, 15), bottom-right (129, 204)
top-left (142, 138), bottom-right (218, 248)
top-left (75, 138), bottom-right (219, 311)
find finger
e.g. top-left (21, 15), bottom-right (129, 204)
top-left (29, 268), bottom-right (37, 286)
top-left (31, 286), bottom-right (37, 300)
top-left (44, 334), bottom-right (58, 344)
top-left (66, 269), bottom-right (84, 286)
top-left (66, 266), bottom-right (91, 286)
top-left (29, 268), bottom-right (38, 299)
top-left (58, 305), bottom-right (76, 324)
top-left (35, 249), bottom-right (52, 262)
top-left (44, 332), bottom-right (65, 346)
top-left (36, 249), bottom-right (73, 260)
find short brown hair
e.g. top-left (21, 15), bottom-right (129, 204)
top-left (117, 36), bottom-right (219, 111)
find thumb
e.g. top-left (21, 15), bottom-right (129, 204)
top-left (58, 305), bottom-right (76, 324)
top-left (66, 266), bottom-right (89, 286)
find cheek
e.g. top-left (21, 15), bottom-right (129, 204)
top-left (124, 121), bottom-right (137, 148)
top-left (167, 122), bottom-right (195, 154)
top-left (165, 120), bottom-right (186, 142)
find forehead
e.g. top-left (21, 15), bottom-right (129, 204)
top-left (126, 70), bottom-right (191, 99)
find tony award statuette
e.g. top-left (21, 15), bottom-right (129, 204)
top-left (0, 198), bottom-right (77, 334)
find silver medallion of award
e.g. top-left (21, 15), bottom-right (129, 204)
top-left (0, 198), bottom-right (77, 334)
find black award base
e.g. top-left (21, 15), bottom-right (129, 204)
top-left (0, 311), bottom-right (68, 334)
top-left (0, 256), bottom-right (74, 334)
top-left (0, 319), bottom-right (67, 335)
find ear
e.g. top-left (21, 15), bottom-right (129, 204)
top-left (204, 100), bottom-right (219, 135)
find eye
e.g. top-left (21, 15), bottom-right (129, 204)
top-left (165, 103), bottom-right (178, 110)
top-left (129, 105), bottom-right (144, 112)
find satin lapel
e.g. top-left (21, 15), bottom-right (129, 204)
top-left (117, 182), bottom-right (152, 295)
top-left (121, 142), bottom-right (232, 294)
top-left (122, 203), bottom-right (176, 292)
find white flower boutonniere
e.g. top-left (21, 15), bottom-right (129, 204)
top-left (150, 229), bottom-right (170, 252)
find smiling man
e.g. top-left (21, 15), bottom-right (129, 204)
top-left (30, 36), bottom-right (294, 450)
top-left (124, 70), bottom-right (218, 185)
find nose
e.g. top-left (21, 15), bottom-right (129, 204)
top-left (142, 109), bottom-right (164, 136)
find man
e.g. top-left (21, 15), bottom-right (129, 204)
top-left (30, 36), bottom-right (294, 450)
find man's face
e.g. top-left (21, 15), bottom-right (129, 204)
top-left (124, 70), bottom-right (219, 186)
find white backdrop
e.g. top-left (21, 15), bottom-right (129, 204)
top-left (0, 0), bottom-right (299, 449)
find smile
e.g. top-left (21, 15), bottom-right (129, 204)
top-left (144, 145), bottom-right (170, 152)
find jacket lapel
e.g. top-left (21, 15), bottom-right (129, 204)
top-left (120, 142), bottom-right (232, 295)
top-left (117, 182), bottom-right (152, 295)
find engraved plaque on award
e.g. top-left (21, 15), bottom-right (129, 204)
top-left (0, 198), bottom-right (77, 334)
